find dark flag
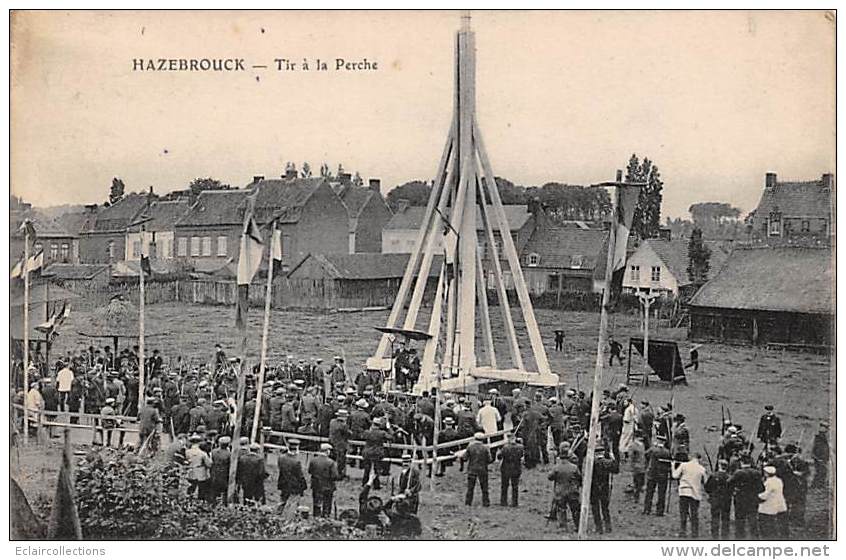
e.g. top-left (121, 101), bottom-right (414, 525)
top-left (47, 448), bottom-right (83, 539)
top-left (140, 254), bottom-right (152, 276)
top-left (608, 184), bottom-right (641, 306)
top-left (234, 213), bottom-right (264, 330)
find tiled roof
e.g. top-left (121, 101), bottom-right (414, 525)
top-left (176, 189), bottom-right (251, 227)
top-left (754, 178), bottom-right (832, 220)
top-left (336, 185), bottom-right (375, 218)
top-left (384, 205), bottom-right (532, 232)
top-left (141, 199), bottom-right (192, 231)
top-left (688, 245), bottom-right (832, 315)
top-left (86, 194), bottom-right (150, 233)
top-left (522, 225), bottom-right (608, 270)
top-left (288, 253), bottom-right (443, 280)
top-left (642, 238), bottom-right (731, 286)
top-left (250, 178), bottom-right (326, 224)
top-left (42, 263), bottom-right (110, 280)
top-left (56, 211), bottom-right (95, 236)
top-left (10, 210), bottom-right (75, 239)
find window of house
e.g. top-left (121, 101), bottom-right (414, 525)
top-left (571, 255), bottom-right (584, 269)
top-left (651, 266), bottom-right (661, 282)
top-left (107, 240), bottom-right (115, 260)
top-left (217, 236), bottom-right (228, 256)
top-left (631, 265), bottom-right (640, 282)
top-left (202, 237), bottom-right (212, 256)
top-left (769, 212), bottom-right (782, 236)
top-left (801, 220), bottom-right (810, 233)
top-left (283, 235), bottom-right (291, 258)
top-left (548, 274), bottom-right (559, 291)
top-left (60, 243), bottom-right (69, 261)
top-left (190, 236), bottom-right (201, 256)
top-left (132, 240), bottom-right (141, 258)
top-left (528, 253), bottom-right (540, 267)
top-left (161, 239), bottom-right (172, 259)
top-left (50, 243), bottom-right (58, 260)
top-left (177, 237), bottom-right (188, 257)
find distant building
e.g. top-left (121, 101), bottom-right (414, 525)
top-left (688, 245), bottom-right (832, 348)
top-left (79, 193), bottom-right (152, 263)
top-left (174, 176), bottom-right (349, 271)
top-left (747, 172), bottom-right (833, 242)
top-left (334, 179), bottom-right (393, 253)
top-left (124, 199), bottom-right (191, 261)
top-left (10, 206), bottom-right (80, 266)
top-left (41, 263), bottom-right (111, 292)
top-left (623, 236), bottom-right (730, 297)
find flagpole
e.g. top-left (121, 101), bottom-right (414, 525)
top-left (251, 220), bottom-right (276, 442)
top-left (22, 223), bottom-right (31, 445)
top-left (577, 172), bottom-right (621, 539)
top-left (138, 222), bottom-right (146, 410)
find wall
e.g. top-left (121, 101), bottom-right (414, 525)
top-left (172, 225), bottom-right (241, 263)
top-left (79, 232), bottom-right (126, 264)
top-left (291, 182), bottom-right (350, 262)
top-left (125, 231), bottom-right (176, 261)
top-left (622, 243), bottom-right (680, 295)
top-left (354, 195), bottom-right (393, 253)
top-left (689, 307), bottom-right (832, 348)
top-left (11, 236), bottom-right (79, 265)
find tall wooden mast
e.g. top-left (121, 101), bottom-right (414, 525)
top-left (368, 14), bottom-right (559, 393)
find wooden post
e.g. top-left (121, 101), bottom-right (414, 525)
top-left (23, 224), bottom-right (30, 445)
top-left (577, 179), bottom-right (620, 539)
top-left (252, 220), bottom-right (276, 442)
top-left (138, 223), bottom-right (146, 410)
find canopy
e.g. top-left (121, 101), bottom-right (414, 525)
top-left (374, 326), bottom-right (433, 341)
top-left (628, 336), bottom-right (687, 384)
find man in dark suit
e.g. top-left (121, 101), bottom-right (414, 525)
top-left (548, 444), bottom-right (582, 531)
top-left (590, 443), bottom-right (620, 534)
top-left (498, 432), bottom-right (524, 507)
top-left (396, 453), bottom-right (422, 514)
top-left (756, 405), bottom-right (782, 446)
top-left (329, 409), bottom-right (352, 479)
top-left (237, 442), bottom-right (268, 505)
top-left (308, 443), bottom-right (339, 517)
top-left (209, 436), bottom-right (231, 504)
top-left (463, 433), bottom-right (493, 507)
top-left (277, 443), bottom-right (307, 509)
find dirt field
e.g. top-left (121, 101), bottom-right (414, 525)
top-left (19, 302), bottom-right (835, 540)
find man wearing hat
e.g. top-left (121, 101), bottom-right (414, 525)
top-left (758, 464), bottom-right (788, 538)
top-left (436, 417), bottom-right (459, 476)
top-left (277, 443), bottom-right (307, 509)
top-left (210, 436), bottom-right (231, 504)
top-left (497, 432), bottom-right (524, 507)
top-left (463, 433), bottom-right (493, 507)
top-left (329, 356), bottom-right (346, 386)
top-left (548, 441), bottom-right (581, 530)
top-left (98, 397), bottom-right (118, 447)
top-left (361, 418), bottom-right (391, 489)
top-left (811, 421), bottom-right (830, 488)
top-left (672, 452), bottom-right (707, 538)
top-left (269, 387), bottom-right (286, 432)
top-left (395, 453), bottom-right (422, 514)
top-left (637, 400), bottom-right (655, 450)
top-left (705, 458), bottom-right (732, 539)
top-left (476, 398), bottom-right (501, 436)
top-left (280, 393), bottom-right (299, 433)
top-left (756, 405), bottom-right (782, 446)
top-left (350, 399), bottom-right (372, 439)
top-left (308, 443), bottom-right (340, 517)
top-left (589, 442), bottom-right (619, 534)
top-left (186, 434), bottom-right (212, 501)
top-left (138, 396), bottom-right (162, 449)
top-left (237, 442), bottom-right (268, 505)
top-left (329, 409), bottom-right (352, 479)
top-left (728, 454), bottom-right (764, 538)
top-left (548, 396), bottom-right (567, 450)
top-left (189, 398), bottom-right (208, 433)
top-left (643, 435), bottom-right (672, 516)
top-left (672, 413), bottom-right (690, 458)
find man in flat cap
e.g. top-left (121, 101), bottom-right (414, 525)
top-left (308, 443), bottom-right (340, 517)
top-left (756, 405), bottom-right (782, 446)
top-left (329, 409), bottom-right (352, 480)
top-left (209, 436), bottom-right (231, 504)
top-left (463, 433), bottom-right (493, 507)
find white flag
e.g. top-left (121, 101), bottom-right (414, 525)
top-left (26, 251), bottom-right (44, 274)
top-left (271, 228), bottom-right (282, 262)
top-left (10, 258), bottom-right (24, 279)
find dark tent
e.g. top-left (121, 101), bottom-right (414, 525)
top-left (627, 336), bottom-right (687, 385)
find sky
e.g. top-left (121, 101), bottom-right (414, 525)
top-left (10, 10), bottom-right (835, 219)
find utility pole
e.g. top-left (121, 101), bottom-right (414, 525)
top-left (22, 223), bottom-right (31, 444)
top-left (138, 221), bottom-right (146, 410)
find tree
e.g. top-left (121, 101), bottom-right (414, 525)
top-left (319, 163), bottom-right (332, 179)
top-left (109, 178), bottom-right (126, 205)
top-left (301, 162), bottom-right (312, 178)
top-left (687, 227), bottom-right (712, 286)
top-left (187, 178), bottom-right (231, 203)
top-left (385, 180), bottom-right (432, 211)
top-left (284, 161), bottom-right (297, 176)
top-left (624, 154), bottom-right (664, 239)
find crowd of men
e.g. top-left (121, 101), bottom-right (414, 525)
top-left (12, 340), bottom-right (832, 540)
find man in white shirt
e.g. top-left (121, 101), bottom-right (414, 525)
top-left (672, 452), bottom-right (707, 538)
top-left (476, 399), bottom-right (501, 435)
top-left (56, 363), bottom-right (75, 412)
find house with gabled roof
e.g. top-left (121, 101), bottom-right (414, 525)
top-left (747, 172), bottom-right (833, 242)
top-left (124, 199), bottom-right (191, 261)
top-left (333, 180), bottom-right (393, 253)
top-left (10, 205), bottom-right (79, 266)
top-left (688, 245), bottom-right (832, 348)
top-left (173, 175), bottom-right (349, 270)
top-left (623, 236), bottom-right (730, 297)
top-left (78, 192), bottom-right (153, 263)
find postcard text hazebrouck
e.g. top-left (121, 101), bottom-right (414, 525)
top-left (132, 58), bottom-right (246, 71)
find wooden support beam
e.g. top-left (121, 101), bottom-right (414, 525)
top-left (419, 265), bottom-right (446, 391)
top-left (474, 123), bottom-right (552, 376)
top-left (476, 239), bottom-right (497, 368)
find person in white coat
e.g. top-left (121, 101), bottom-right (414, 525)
top-left (620, 398), bottom-right (638, 457)
top-left (476, 399), bottom-right (502, 435)
top-left (758, 465), bottom-right (789, 538)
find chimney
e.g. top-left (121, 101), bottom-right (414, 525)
top-left (821, 173), bottom-right (833, 190)
top-left (339, 172), bottom-right (352, 186)
top-left (84, 203), bottom-right (98, 213)
top-left (368, 178), bottom-right (381, 194)
top-left (285, 168), bottom-right (297, 180)
top-left (765, 172), bottom-right (777, 189)
top-left (252, 175), bottom-right (265, 184)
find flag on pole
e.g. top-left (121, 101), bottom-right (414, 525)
top-left (140, 254), bottom-right (152, 276)
top-left (10, 257), bottom-right (24, 279)
top-left (36, 302), bottom-right (70, 335)
top-left (18, 219), bottom-right (36, 240)
top-left (26, 251), bottom-right (44, 274)
top-left (234, 214), bottom-right (264, 329)
top-left (271, 227), bottom-right (282, 262)
top-left (608, 185), bottom-right (641, 304)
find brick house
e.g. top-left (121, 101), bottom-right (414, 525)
top-left (334, 179), bottom-right (393, 253)
top-left (747, 172), bottom-right (833, 242)
top-left (174, 176), bottom-right (349, 271)
top-left (124, 199), bottom-right (191, 261)
top-left (10, 206), bottom-right (79, 266)
top-left (79, 193), bottom-right (152, 263)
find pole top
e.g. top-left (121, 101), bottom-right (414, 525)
top-left (461, 11), bottom-right (472, 31)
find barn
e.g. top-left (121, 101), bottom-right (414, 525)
top-left (687, 245), bottom-right (832, 349)
top-left (281, 253), bottom-right (442, 311)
